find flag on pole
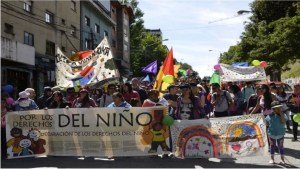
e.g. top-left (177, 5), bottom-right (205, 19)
top-left (142, 60), bottom-right (157, 74)
top-left (142, 75), bottom-right (150, 83)
top-left (154, 48), bottom-right (174, 93)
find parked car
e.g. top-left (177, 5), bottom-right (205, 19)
top-left (257, 81), bottom-right (293, 95)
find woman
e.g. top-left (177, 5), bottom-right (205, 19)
top-left (174, 84), bottom-right (206, 120)
top-left (47, 91), bottom-right (70, 109)
top-left (107, 92), bottom-right (132, 107)
top-left (190, 83), bottom-right (206, 115)
top-left (246, 85), bottom-right (263, 114)
top-left (72, 88), bottom-right (97, 108)
top-left (229, 84), bottom-right (244, 116)
top-left (121, 82), bottom-right (141, 107)
top-left (250, 84), bottom-right (277, 116)
top-left (142, 89), bottom-right (168, 107)
top-left (276, 85), bottom-right (291, 131)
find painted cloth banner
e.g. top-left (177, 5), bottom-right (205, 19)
top-left (219, 64), bottom-right (266, 82)
top-left (55, 37), bottom-right (119, 88)
top-left (170, 114), bottom-right (268, 159)
top-left (5, 107), bottom-right (169, 159)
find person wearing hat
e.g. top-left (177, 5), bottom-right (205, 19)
top-left (142, 89), bottom-right (168, 107)
top-left (14, 91), bottom-right (39, 111)
top-left (71, 88), bottom-right (97, 108)
top-left (265, 101), bottom-right (287, 164)
top-left (25, 88), bottom-right (36, 101)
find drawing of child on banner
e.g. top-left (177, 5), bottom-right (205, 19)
top-left (6, 127), bottom-right (24, 157)
top-left (148, 122), bottom-right (169, 153)
top-left (18, 137), bottom-right (34, 156)
top-left (28, 128), bottom-right (46, 154)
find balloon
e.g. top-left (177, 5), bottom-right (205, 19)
top-left (213, 64), bottom-right (221, 70)
top-left (252, 60), bottom-right (260, 66)
top-left (162, 75), bottom-right (174, 84)
top-left (162, 115), bottom-right (174, 126)
top-left (293, 113), bottom-right (300, 123)
top-left (6, 97), bottom-right (14, 105)
top-left (3, 84), bottom-right (13, 93)
top-left (209, 73), bottom-right (220, 85)
top-left (260, 61), bottom-right (268, 68)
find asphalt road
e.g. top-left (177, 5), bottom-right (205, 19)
top-left (2, 130), bottom-right (299, 168)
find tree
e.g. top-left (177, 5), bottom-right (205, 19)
top-left (220, 1), bottom-right (300, 80)
top-left (129, 0), bottom-right (169, 77)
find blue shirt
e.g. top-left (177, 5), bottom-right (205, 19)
top-left (107, 101), bottom-right (132, 108)
top-left (265, 113), bottom-right (287, 139)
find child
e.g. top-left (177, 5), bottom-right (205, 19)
top-left (265, 101), bottom-right (287, 164)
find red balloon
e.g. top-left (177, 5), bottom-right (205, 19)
top-left (260, 61), bottom-right (268, 68)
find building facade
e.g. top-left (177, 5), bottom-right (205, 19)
top-left (1, 0), bottom-right (133, 98)
top-left (1, 1), bottom-right (81, 97)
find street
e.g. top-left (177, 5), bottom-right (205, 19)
top-left (2, 130), bottom-right (299, 168)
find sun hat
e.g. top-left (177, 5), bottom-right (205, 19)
top-left (18, 91), bottom-right (30, 99)
top-left (271, 101), bottom-right (283, 109)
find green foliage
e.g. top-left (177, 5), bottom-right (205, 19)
top-left (129, 0), bottom-right (170, 77)
top-left (221, 1), bottom-right (300, 80)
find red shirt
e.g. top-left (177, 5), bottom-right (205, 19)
top-left (123, 91), bottom-right (140, 103)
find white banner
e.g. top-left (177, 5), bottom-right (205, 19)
top-left (6, 107), bottom-right (169, 159)
top-left (55, 37), bottom-right (119, 87)
top-left (171, 114), bottom-right (268, 158)
top-left (219, 64), bottom-right (266, 82)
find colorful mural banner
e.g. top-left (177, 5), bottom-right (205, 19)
top-left (219, 64), bottom-right (266, 82)
top-left (55, 37), bottom-right (120, 88)
top-left (5, 107), bottom-right (169, 159)
top-left (170, 114), bottom-right (268, 159)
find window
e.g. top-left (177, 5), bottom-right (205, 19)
top-left (112, 7), bottom-right (115, 13)
top-left (4, 23), bottom-right (14, 34)
top-left (104, 30), bottom-right (108, 37)
top-left (62, 46), bottom-right (66, 52)
top-left (95, 24), bottom-right (100, 33)
top-left (85, 39), bottom-right (91, 49)
top-left (71, 0), bottom-right (76, 11)
top-left (45, 11), bottom-right (54, 24)
top-left (24, 32), bottom-right (34, 46)
top-left (61, 19), bottom-right (65, 25)
top-left (85, 16), bottom-right (90, 26)
top-left (23, 0), bottom-right (32, 13)
top-left (46, 41), bottom-right (55, 56)
top-left (71, 25), bottom-right (76, 36)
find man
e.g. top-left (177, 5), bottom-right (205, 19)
top-left (99, 84), bottom-right (116, 107)
top-left (37, 86), bottom-right (52, 109)
top-left (211, 83), bottom-right (233, 117)
top-left (287, 84), bottom-right (300, 141)
top-left (163, 84), bottom-right (180, 118)
top-left (131, 78), bottom-right (148, 104)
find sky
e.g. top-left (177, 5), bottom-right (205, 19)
top-left (138, 0), bottom-right (253, 78)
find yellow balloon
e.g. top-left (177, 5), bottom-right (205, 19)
top-left (162, 75), bottom-right (174, 84)
top-left (252, 60), bottom-right (260, 66)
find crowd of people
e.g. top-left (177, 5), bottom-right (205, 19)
top-left (1, 78), bottom-right (300, 162)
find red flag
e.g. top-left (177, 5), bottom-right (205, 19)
top-left (162, 48), bottom-right (174, 76)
